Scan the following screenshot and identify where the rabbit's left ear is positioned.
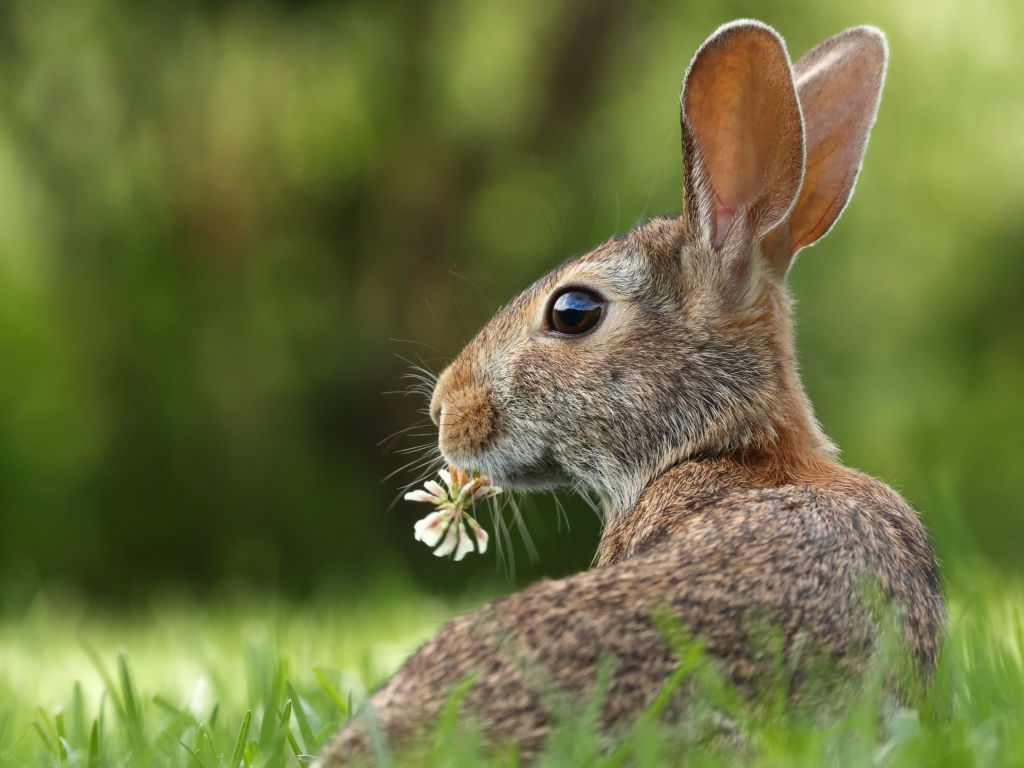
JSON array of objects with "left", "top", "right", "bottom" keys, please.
[
  {"left": 762, "top": 27, "right": 888, "bottom": 278},
  {"left": 680, "top": 21, "right": 804, "bottom": 255}
]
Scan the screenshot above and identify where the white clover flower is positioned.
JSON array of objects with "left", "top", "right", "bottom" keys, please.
[
  {"left": 412, "top": 511, "right": 448, "bottom": 547},
  {"left": 404, "top": 466, "right": 500, "bottom": 561}
]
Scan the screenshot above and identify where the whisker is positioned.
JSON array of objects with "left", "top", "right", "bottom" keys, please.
[
  {"left": 389, "top": 338, "right": 441, "bottom": 354},
  {"left": 491, "top": 496, "right": 517, "bottom": 581},
  {"left": 395, "top": 355, "right": 441, "bottom": 381},
  {"left": 572, "top": 480, "right": 603, "bottom": 522},
  {"left": 382, "top": 451, "right": 443, "bottom": 484},
  {"left": 552, "top": 492, "right": 571, "bottom": 534},
  {"left": 449, "top": 266, "right": 493, "bottom": 315},
  {"left": 507, "top": 495, "right": 539, "bottom": 564},
  {"left": 394, "top": 442, "right": 441, "bottom": 456},
  {"left": 544, "top": 180, "right": 566, "bottom": 259},
  {"left": 388, "top": 455, "right": 447, "bottom": 511},
  {"left": 376, "top": 420, "right": 430, "bottom": 448},
  {"left": 400, "top": 370, "right": 438, "bottom": 383}
]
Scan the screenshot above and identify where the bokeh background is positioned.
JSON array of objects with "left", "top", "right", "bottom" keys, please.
[{"left": 0, "top": 0, "right": 1021, "bottom": 610}]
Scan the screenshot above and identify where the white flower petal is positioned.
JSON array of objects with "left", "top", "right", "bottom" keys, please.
[
  {"left": 458, "top": 477, "right": 483, "bottom": 502},
  {"left": 438, "top": 468, "right": 452, "bottom": 490},
  {"left": 472, "top": 485, "right": 501, "bottom": 500},
  {"left": 424, "top": 481, "right": 447, "bottom": 500},
  {"left": 404, "top": 490, "right": 435, "bottom": 503},
  {"left": 467, "top": 517, "right": 489, "bottom": 554},
  {"left": 414, "top": 511, "right": 449, "bottom": 547},
  {"left": 453, "top": 525, "right": 474, "bottom": 561},
  {"left": 433, "top": 523, "right": 459, "bottom": 557}
]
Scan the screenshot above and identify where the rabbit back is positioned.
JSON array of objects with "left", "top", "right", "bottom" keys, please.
[{"left": 317, "top": 458, "right": 942, "bottom": 766}]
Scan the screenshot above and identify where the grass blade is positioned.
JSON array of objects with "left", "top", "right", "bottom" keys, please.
[
  {"left": 165, "top": 729, "right": 207, "bottom": 768},
  {"left": 228, "top": 710, "right": 251, "bottom": 768},
  {"left": 81, "top": 642, "right": 126, "bottom": 724},
  {"left": 118, "top": 651, "right": 143, "bottom": 737},
  {"left": 286, "top": 684, "right": 318, "bottom": 753},
  {"left": 32, "top": 721, "right": 56, "bottom": 756},
  {"left": 71, "top": 682, "right": 87, "bottom": 748},
  {"left": 312, "top": 668, "right": 349, "bottom": 719},
  {"left": 152, "top": 695, "right": 188, "bottom": 719},
  {"left": 54, "top": 711, "right": 69, "bottom": 765},
  {"left": 87, "top": 720, "right": 100, "bottom": 768}
]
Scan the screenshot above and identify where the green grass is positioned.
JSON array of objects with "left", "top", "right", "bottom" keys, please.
[{"left": 1, "top": 567, "right": 1023, "bottom": 767}]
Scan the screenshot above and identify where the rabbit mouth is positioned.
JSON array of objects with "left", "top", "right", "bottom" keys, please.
[
  {"left": 452, "top": 445, "right": 568, "bottom": 491},
  {"left": 488, "top": 469, "right": 567, "bottom": 491}
]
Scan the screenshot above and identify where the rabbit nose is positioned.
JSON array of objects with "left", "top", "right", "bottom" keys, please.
[{"left": 430, "top": 402, "right": 443, "bottom": 426}]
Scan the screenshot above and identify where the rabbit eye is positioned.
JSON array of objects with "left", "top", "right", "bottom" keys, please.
[{"left": 549, "top": 289, "right": 603, "bottom": 335}]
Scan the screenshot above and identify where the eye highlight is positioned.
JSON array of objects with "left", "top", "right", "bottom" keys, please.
[{"left": 549, "top": 288, "right": 604, "bottom": 335}]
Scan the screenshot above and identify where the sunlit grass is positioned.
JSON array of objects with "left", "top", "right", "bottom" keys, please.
[
  {"left": 1, "top": 568, "right": 1023, "bottom": 767},
  {"left": 0, "top": 579, "right": 474, "bottom": 767}
]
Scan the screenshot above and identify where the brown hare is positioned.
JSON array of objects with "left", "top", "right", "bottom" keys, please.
[{"left": 317, "top": 20, "right": 945, "bottom": 766}]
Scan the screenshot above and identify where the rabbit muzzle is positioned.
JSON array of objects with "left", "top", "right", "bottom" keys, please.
[
  {"left": 430, "top": 359, "right": 504, "bottom": 465},
  {"left": 430, "top": 360, "right": 569, "bottom": 489}
]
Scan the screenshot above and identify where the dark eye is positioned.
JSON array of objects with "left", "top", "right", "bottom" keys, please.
[{"left": 549, "top": 289, "right": 604, "bottom": 335}]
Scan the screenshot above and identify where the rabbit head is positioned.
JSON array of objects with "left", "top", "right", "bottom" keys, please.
[{"left": 429, "top": 22, "right": 888, "bottom": 516}]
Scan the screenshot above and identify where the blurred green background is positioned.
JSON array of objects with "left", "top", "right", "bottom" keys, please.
[{"left": 0, "top": 0, "right": 1020, "bottom": 607}]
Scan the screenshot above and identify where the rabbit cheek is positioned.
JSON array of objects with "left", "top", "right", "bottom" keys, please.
[{"left": 436, "top": 382, "right": 502, "bottom": 463}]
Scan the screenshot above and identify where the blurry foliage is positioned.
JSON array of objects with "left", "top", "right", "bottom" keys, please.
[{"left": 0, "top": 0, "right": 1020, "bottom": 601}]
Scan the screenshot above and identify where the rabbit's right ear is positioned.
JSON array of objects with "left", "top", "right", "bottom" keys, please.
[
  {"left": 762, "top": 27, "right": 888, "bottom": 278},
  {"left": 680, "top": 21, "right": 804, "bottom": 259}
]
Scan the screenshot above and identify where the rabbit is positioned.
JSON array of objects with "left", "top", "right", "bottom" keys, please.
[{"left": 316, "top": 20, "right": 945, "bottom": 766}]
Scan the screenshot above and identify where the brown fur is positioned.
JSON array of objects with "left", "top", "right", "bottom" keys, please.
[
  {"left": 436, "top": 374, "right": 502, "bottom": 459},
  {"left": 316, "top": 21, "right": 944, "bottom": 767}
]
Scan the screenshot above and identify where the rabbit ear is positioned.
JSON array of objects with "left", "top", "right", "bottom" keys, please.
[
  {"left": 680, "top": 21, "right": 804, "bottom": 254},
  {"left": 763, "top": 27, "right": 888, "bottom": 277}
]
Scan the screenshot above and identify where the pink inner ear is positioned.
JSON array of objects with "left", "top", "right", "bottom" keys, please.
[
  {"left": 681, "top": 24, "right": 804, "bottom": 252},
  {"left": 714, "top": 193, "right": 736, "bottom": 249},
  {"left": 690, "top": 60, "right": 761, "bottom": 249}
]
